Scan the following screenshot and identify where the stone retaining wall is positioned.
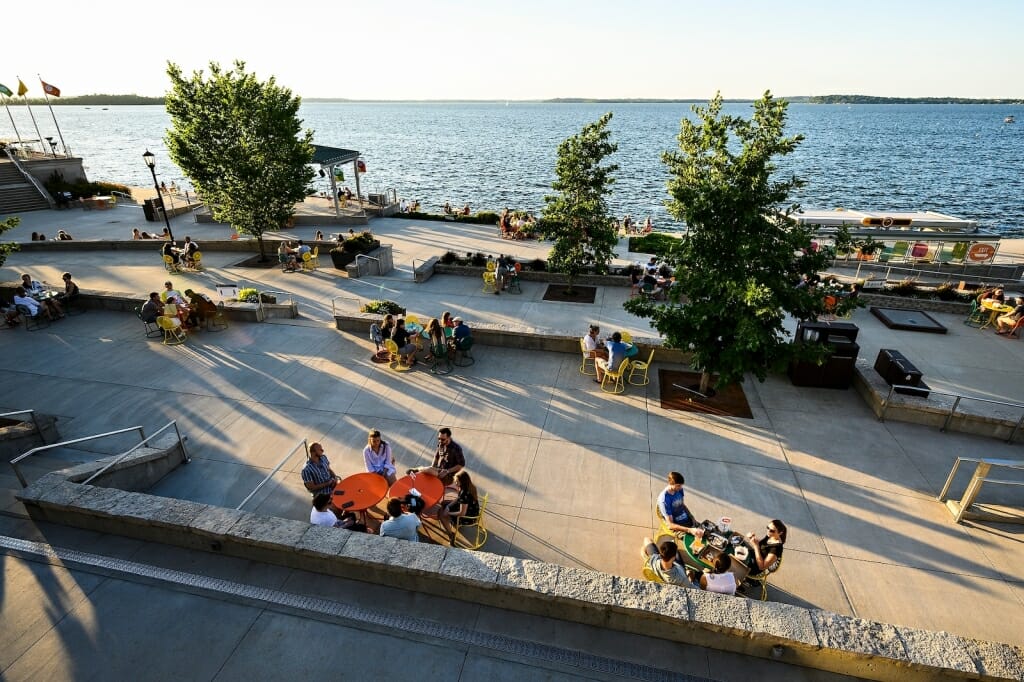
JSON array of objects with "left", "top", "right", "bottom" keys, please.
[
  {"left": 0, "top": 283, "right": 298, "bottom": 322},
  {"left": 434, "top": 264, "right": 630, "bottom": 287},
  {"left": 332, "top": 307, "right": 693, "bottom": 365},
  {"left": 15, "top": 449, "right": 1023, "bottom": 682},
  {"left": 14, "top": 239, "right": 336, "bottom": 254},
  {"left": 860, "top": 294, "right": 972, "bottom": 315}
]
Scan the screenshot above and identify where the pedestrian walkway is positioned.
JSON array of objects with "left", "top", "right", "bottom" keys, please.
[{"left": 1, "top": 208, "right": 1023, "bottom": 672}]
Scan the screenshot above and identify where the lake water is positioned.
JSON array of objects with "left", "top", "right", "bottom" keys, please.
[{"left": 6, "top": 102, "right": 1023, "bottom": 233}]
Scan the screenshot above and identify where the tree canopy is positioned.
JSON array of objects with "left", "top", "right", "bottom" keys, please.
[
  {"left": 165, "top": 60, "right": 314, "bottom": 259},
  {"left": 0, "top": 217, "right": 20, "bottom": 269},
  {"left": 624, "top": 92, "right": 835, "bottom": 392},
  {"left": 540, "top": 112, "right": 619, "bottom": 292}
]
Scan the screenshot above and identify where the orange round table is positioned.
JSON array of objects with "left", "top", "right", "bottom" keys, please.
[
  {"left": 332, "top": 472, "right": 389, "bottom": 512},
  {"left": 389, "top": 472, "right": 444, "bottom": 510}
]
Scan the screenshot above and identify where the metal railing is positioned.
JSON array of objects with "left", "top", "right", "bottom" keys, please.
[
  {"left": 0, "top": 409, "right": 46, "bottom": 445},
  {"left": 412, "top": 258, "right": 425, "bottom": 282},
  {"left": 10, "top": 425, "right": 146, "bottom": 488},
  {"left": 355, "top": 253, "right": 380, "bottom": 276},
  {"left": 879, "top": 385, "right": 1024, "bottom": 443},
  {"left": 3, "top": 147, "right": 56, "bottom": 209},
  {"left": 82, "top": 421, "right": 189, "bottom": 485},
  {"left": 255, "top": 289, "right": 292, "bottom": 319},
  {"left": 331, "top": 294, "right": 363, "bottom": 318},
  {"left": 937, "top": 457, "right": 1024, "bottom": 523},
  {"left": 236, "top": 439, "right": 308, "bottom": 510}
]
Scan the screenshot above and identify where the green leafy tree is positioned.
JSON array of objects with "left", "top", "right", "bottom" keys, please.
[
  {"left": 540, "top": 112, "right": 619, "bottom": 293},
  {"left": 165, "top": 60, "right": 314, "bottom": 260},
  {"left": 0, "top": 217, "right": 20, "bottom": 269},
  {"left": 625, "top": 92, "right": 835, "bottom": 394}
]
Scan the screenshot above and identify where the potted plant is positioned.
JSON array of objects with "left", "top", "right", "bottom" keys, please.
[
  {"left": 330, "top": 231, "right": 381, "bottom": 269},
  {"left": 360, "top": 299, "right": 405, "bottom": 315}
]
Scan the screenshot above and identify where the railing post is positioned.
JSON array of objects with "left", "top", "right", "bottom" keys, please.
[
  {"left": 941, "top": 396, "right": 962, "bottom": 432},
  {"left": 937, "top": 457, "right": 963, "bottom": 502},
  {"left": 174, "top": 421, "right": 190, "bottom": 464},
  {"left": 1007, "top": 414, "right": 1024, "bottom": 444},
  {"left": 879, "top": 385, "right": 896, "bottom": 421},
  {"left": 30, "top": 411, "right": 45, "bottom": 445},
  {"left": 954, "top": 461, "right": 992, "bottom": 523}
]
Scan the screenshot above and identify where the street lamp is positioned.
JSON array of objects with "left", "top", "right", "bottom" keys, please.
[{"left": 143, "top": 150, "right": 174, "bottom": 241}]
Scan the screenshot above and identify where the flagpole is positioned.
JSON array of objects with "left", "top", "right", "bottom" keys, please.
[
  {"left": 2, "top": 96, "right": 23, "bottom": 144},
  {"left": 17, "top": 76, "right": 46, "bottom": 154},
  {"left": 38, "top": 75, "right": 67, "bottom": 155}
]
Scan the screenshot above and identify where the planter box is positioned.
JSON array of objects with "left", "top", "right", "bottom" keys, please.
[
  {"left": 330, "top": 240, "right": 381, "bottom": 270},
  {"left": 434, "top": 264, "right": 629, "bottom": 287},
  {"left": 345, "top": 244, "right": 394, "bottom": 278}
]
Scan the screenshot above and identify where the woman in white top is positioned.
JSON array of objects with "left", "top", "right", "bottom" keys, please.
[{"left": 700, "top": 552, "right": 739, "bottom": 595}]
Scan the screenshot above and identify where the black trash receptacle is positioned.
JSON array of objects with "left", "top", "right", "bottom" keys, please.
[{"left": 143, "top": 197, "right": 164, "bottom": 222}]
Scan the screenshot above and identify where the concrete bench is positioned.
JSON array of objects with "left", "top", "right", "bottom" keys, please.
[{"left": 413, "top": 256, "right": 439, "bottom": 283}]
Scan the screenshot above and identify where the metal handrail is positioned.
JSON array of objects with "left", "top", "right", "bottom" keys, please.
[
  {"left": 937, "top": 457, "right": 1024, "bottom": 523},
  {"left": 355, "top": 254, "right": 380, "bottom": 275},
  {"left": 256, "top": 289, "right": 292, "bottom": 318},
  {"left": 0, "top": 409, "right": 45, "bottom": 445},
  {"left": 3, "top": 147, "right": 56, "bottom": 208},
  {"left": 411, "top": 258, "right": 425, "bottom": 281},
  {"left": 10, "top": 425, "right": 146, "bottom": 488},
  {"left": 236, "top": 439, "right": 308, "bottom": 510},
  {"left": 82, "top": 421, "right": 189, "bottom": 486},
  {"left": 880, "top": 385, "right": 1024, "bottom": 443},
  {"left": 331, "top": 294, "right": 364, "bottom": 318}
]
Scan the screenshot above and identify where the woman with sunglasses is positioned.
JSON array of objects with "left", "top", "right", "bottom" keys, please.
[{"left": 745, "top": 519, "right": 787, "bottom": 576}]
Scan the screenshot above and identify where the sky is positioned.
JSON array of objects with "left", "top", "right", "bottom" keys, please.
[{"left": 5, "top": 0, "right": 1023, "bottom": 100}]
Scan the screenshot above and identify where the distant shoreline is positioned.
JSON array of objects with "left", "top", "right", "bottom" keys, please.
[{"left": 22, "top": 95, "right": 1024, "bottom": 106}]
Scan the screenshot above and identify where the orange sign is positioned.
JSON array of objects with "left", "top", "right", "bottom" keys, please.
[{"left": 967, "top": 243, "right": 996, "bottom": 262}]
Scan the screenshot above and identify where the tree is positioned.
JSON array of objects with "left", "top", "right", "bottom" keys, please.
[
  {"left": 624, "top": 92, "right": 834, "bottom": 394},
  {"left": 540, "top": 112, "right": 619, "bottom": 293},
  {"left": 0, "top": 216, "right": 20, "bottom": 269},
  {"left": 165, "top": 61, "right": 314, "bottom": 260}
]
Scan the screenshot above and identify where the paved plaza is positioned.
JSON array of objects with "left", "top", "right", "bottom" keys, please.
[{"left": 1, "top": 205, "right": 1023, "bottom": 678}]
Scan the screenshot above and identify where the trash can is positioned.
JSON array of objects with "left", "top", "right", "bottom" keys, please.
[{"left": 143, "top": 197, "right": 164, "bottom": 222}]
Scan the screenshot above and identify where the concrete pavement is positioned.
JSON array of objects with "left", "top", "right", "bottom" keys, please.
[{"left": 1, "top": 207, "right": 1023, "bottom": 678}]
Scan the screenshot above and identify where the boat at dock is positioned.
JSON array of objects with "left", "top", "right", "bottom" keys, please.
[{"left": 1006, "top": 115, "right": 1016, "bottom": 124}]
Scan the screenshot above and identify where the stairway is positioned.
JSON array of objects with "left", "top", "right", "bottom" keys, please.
[
  {"left": 0, "top": 444, "right": 99, "bottom": 518},
  {"left": 0, "top": 158, "right": 52, "bottom": 214}
]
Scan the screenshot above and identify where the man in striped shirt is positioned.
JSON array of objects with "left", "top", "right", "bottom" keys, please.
[{"left": 301, "top": 442, "right": 339, "bottom": 497}]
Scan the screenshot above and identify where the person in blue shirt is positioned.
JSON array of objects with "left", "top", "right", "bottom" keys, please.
[
  {"left": 657, "top": 471, "right": 695, "bottom": 534},
  {"left": 452, "top": 317, "right": 471, "bottom": 347},
  {"left": 596, "top": 331, "right": 629, "bottom": 382}
]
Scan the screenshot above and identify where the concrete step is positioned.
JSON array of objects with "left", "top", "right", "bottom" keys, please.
[{"left": 0, "top": 185, "right": 50, "bottom": 212}]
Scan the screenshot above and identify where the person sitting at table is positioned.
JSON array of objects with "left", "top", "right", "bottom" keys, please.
[
  {"left": 162, "top": 296, "right": 193, "bottom": 330},
  {"left": 295, "top": 239, "right": 311, "bottom": 261},
  {"left": 61, "top": 272, "right": 80, "bottom": 306},
  {"left": 162, "top": 240, "right": 180, "bottom": 267},
  {"left": 13, "top": 287, "right": 57, "bottom": 321},
  {"left": 582, "top": 324, "right": 609, "bottom": 365},
  {"left": 309, "top": 493, "right": 367, "bottom": 532},
  {"left": 742, "top": 519, "right": 787, "bottom": 588},
  {"left": 140, "top": 292, "right": 162, "bottom": 324},
  {"left": 363, "top": 429, "right": 397, "bottom": 486},
  {"left": 160, "top": 227, "right": 171, "bottom": 240},
  {"left": 391, "top": 318, "right": 418, "bottom": 366},
  {"left": 461, "top": 203, "right": 471, "bottom": 216},
  {"left": 657, "top": 471, "right": 696, "bottom": 534},
  {"left": 181, "top": 236, "right": 199, "bottom": 267},
  {"left": 277, "top": 241, "right": 300, "bottom": 271},
  {"left": 380, "top": 497, "right": 422, "bottom": 542},
  {"left": 184, "top": 288, "right": 217, "bottom": 327},
  {"left": 379, "top": 314, "right": 396, "bottom": 341},
  {"left": 314, "top": 230, "right": 324, "bottom": 241},
  {"left": 443, "top": 201, "right": 453, "bottom": 215},
  {"left": 439, "top": 470, "right": 480, "bottom": 543},
  {"left": 700, "top": 553, "right": 740, "bottom": 595},
  {"left": 441, "top": 310, "right": 455, "bottom": 329},
  {"left": 423, "top": 318, "right": 446, "bottom": 362},
  {"left": 640, "top": 536, "right": 696, "bottom": 588},
  {"left": 19, "top": 275, "right": 63, "bottom": 317},
  {"left": 30, "top": 232, "right": 40, "bottom": 241},
  {"left": 452, "top": 317, "right": 472, "bottom": 354},
  {"left": 980, "top": 287, "right": 1005, "bottom": 304},
  {"left": 996, "top": 297, "right": 1024, "bottom": 335},
  {"left": 162, "top": 280, "right": 183, "bottom": 304},
  {"left": 595, "top": 331, "right": 629, "bottom": 383},
  {"left": 56, "top": 229, "right": 73, "bottom": 241},
  {"left": 301, "top": 441, "right": 340, "bottom": 497},
  {"left": 408, "top": 427, "right": 465, "bottom": 487},
  {"left": 629, "top": 268, "right": 643, "bottom": 297}
]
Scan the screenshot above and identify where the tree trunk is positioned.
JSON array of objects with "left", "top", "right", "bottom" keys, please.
[
  {"left": 256, "top": 235, "right": 267, "bottom": 262},
  {"left": 699, "top": 371, "right": 711, "bottom": 395}
]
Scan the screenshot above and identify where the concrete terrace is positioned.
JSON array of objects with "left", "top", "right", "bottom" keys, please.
[{"left": 1, "top": 205, "right": 1023, "bottom": 677}]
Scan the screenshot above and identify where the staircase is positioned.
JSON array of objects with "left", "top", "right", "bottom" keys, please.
[{"left": 0, "top": 158, "right": 52, "bottom": 214}]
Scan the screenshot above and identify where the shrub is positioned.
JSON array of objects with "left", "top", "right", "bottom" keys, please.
[
  {"left": 440, "top": 250, "right": 461, "bottom": 265},
  {"left": 44, "top": 171, "right": 131, "bottom": 199},
  {"left": 889, "top": 278, "right": 919, "bottom": 296},
  {"left": 470, "top": 252, "right": 488, "bottom": 267},
  {"left": 628, "top": 233, "right": 680, "bottom": 256},
  {"left": 935, "top": 282, "right": 959, "bottom": 301},
  {"left": 236, "top": 288, "right": 260, "bottom": 303},
  {"left": 527, "top": 258, "right": 547, "bottom": 272},
  {"left": 361, "top": 299, "right": 404, "bottom": 315}
]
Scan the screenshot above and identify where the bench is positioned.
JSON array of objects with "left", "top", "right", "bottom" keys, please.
[{"left": 414, "top": 256, "right": 439, "bottom": 283}]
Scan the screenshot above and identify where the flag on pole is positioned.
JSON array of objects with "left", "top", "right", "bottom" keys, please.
[
  {"left": 0, "top": 84, "right": 12, "bottom": 97},
  {"left": 17, "top": 79, "right": 28, "bottom": 96},
  {"left": 41, "top": 80, "right": 60, "bottom": 97}
]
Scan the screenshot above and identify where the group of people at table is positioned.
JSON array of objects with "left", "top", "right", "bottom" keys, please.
[
  {"left": 159, "top": 236, "right": 201, "bottom": 270},
  {"left": 302, "top": 427, "right": 480, "bottom": 545},
  {"left": 582, "top": 324, "right": 639, "bottom": 382},
  {"left": 139, "top": 280, "right": 218, "bottom": 332},
  {"left": 6, "top": 272, "right": 79, "bottom": 325},
  {"left": 975, "top": 287, "right": 1024, "bottom": 335},
  {"left": 374, "top": 311, "right": 472, "bottom": 367},
  {"left": 642, "top": 471, "right": 787, "bottom": 597}
]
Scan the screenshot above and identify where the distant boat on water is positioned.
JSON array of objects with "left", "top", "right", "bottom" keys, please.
[{"left": 1005, "top": 115, "right": 1016, "bottom": 124}]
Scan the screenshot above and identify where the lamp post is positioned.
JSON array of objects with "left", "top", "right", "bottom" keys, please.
[{"left": 143, "top": 150, "right": 174, "bottom": 241}]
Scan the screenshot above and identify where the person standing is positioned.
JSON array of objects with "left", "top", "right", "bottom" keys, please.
[
  {"left": 301, "top": 442, "right": 339, "bottom": 497},
  {"left": 363, "top": 429, "right": 397, "bottom": 485}
]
